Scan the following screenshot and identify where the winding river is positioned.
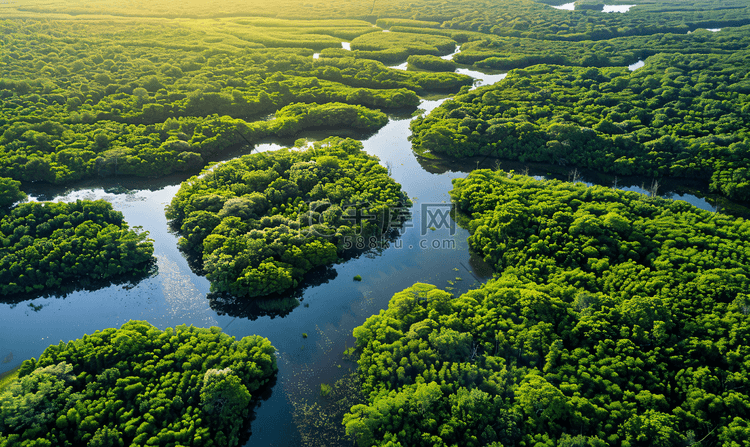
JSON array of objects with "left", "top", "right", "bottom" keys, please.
[{"left": 0, "top": 50, "right": 731, "bottom": 445}]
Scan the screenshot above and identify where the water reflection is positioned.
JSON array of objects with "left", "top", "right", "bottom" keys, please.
[
  {"left": 456, "top": 69, "right": 507, "bottom": 89},
  {"left": 628, "top": 60, "right": 645, "bottom": 71},
  {"left": 0, "top": 265, "right": 157, "bottom": 306},
  {"left": 413, "top": 155, "right": 728, "bottom": 214},
  {"left": 551, "top": 2, "right": 575, "bottom": 10}
]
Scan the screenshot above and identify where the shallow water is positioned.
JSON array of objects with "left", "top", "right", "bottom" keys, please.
[
  {"left": 628, "top": 60, "right": 645, "bottom": 71},
  {"left": 388, "top": 61, "right": 408, "bottom": 70},
  {"left": 441, "top": 45, "right": 461, "bottom": 61},
  {"left": 551, "top": 2, "right": 575, "bottom": 10}
]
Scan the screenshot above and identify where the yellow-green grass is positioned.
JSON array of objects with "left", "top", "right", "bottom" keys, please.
[{"left": 0, "top": 365, "right": 21, "bottom": 394}]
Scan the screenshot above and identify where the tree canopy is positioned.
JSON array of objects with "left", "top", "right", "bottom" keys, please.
[
  {"left": 0, "top": 320, "right": 277, "bottom": 447},
  {"left": 166, "top": 137, "right": 411, "bottom": 298},
  {"left": 411, "top": 52, "right": 750, "bottom": 201},
  {"left": 0, "top": 199, "right": 154, "bottom": 297},
  {"left": 346, "top": 172, "right": 750, "bottom": 446}
]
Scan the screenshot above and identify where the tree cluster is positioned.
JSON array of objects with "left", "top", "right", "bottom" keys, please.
[
  {"left": 166, "top": 137, "right": 411, "bottom": 298},
  {"left": 0, "top": 18, "right": 475, "bottom": 184},
  {"left": 345, "top": 172, "right": 750, "bottom": 446},
  {"left": 0, "top": 198, "right": 154, "bottom": 297},
  {"left": 0, "top": 320, "right": 277, "bottom": 447},
  {"left": 407, "top": 55, "right": 458, "bottom": 72},
  {"left": 454, "top": 25, "right": 750, "bottom": 70},
  {"left": 12, "top": 0, "right": 750, "bottom": 39},
  {"left": 411, "top": 52, "right": 750, "bottom": 201}
]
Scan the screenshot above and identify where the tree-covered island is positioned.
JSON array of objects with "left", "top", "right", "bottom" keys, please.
[
  {"left": 0, "top": 321, "right": 277, "bottom": 447},
  {"left": 167, "top": 137, "right": 411, "bottom": 298},
  {"left": 0, "top": 179, "right": 154, "bottom": 298}
]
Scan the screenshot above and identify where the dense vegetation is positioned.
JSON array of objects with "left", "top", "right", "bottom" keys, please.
[
  {"left": 0, "top": 198, "right": 154, "bottom": 297},
  {"left": 0, "top": 177, "right": 26, "bottom": 210},
  {"left": 0, "top": 18, "right": 471, "bottom": 184},
  {"left": 407, "top": 55, "right": 458, "bottom": 72},
  {"left": 166, "top": 137, "right": 411, "bottom": 298},
  {"left": 7, "top": 0, "right": 750, "bottom": 39},
  {"left": 0, "top": 320, "right": 277, "bottom": 446},
  {"left": 4, "top": 0, "right": 750, "bottom": 445},
  {"left": 411, "top": 52, "right": 750, "bottom": 201},
  {"left": 345, "top": 172, "right": 750, "bottom": 446},
  {"left": 337, "top": 32, "right": 457, "bottom": 64},
  {"left": 454, "top": 25, "right": 750, "bottom": 70}
]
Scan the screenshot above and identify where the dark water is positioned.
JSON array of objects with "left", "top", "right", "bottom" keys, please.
[{"left": 0, "top": 66, "right": 737, "bottom": 446}]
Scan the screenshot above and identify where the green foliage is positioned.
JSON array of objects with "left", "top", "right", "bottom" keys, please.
[
  {"left": 346, "top": 173, "right": 750, "bottom": 446},
  {"left": 411, "top": 53, "right": 750, "bottom": 201},
  {"left": 0, "top": 200, "right": 154, "bottom": 297},
  {"left": 454, "top": 25, "right": 750, "bottom": 70},
  {"left": 406, "top": 55, "right": 458, "bottom": 72},
  {"left": 0, "top": 18, "right": 480, "bottom": 185},
  {"left": 166, "top": 137, "right": 411, "bottom": 298},
  {"left": 0, "top": 321, "right": 277, "bottom": 447},
  {"left": 320, "top": 383, "right": 332, "bottom": 397},
  {"left": 0, "top": 178, "right": 26, "bottom": 210},
  {"left": 10, "top": 0, "right": 750, "bottom": 37},
  {"left": 313, "top": 56, "right": 472, "bottom": 92},
  {"left": 349, "top": 31, "right": 456, "bottom": 63},
  {"left": 353, "top": 275, "right": 362, "bottom": 281}
]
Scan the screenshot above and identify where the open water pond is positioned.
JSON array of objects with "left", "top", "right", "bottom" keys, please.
[
  {"left": 0, "top": 56, "right": 738, "bottom": 446},
  {"left": 551, "top": 2, "right": 576, "bottom": 10},
  {"left": 602, "top": 4, "right": 635, "bottom": 13},
  {"left": 550, "top": 3, "right": 635, "bottom": 13},
  {"left": 628, "top": 59, "right": 645, "bottom": 71}
]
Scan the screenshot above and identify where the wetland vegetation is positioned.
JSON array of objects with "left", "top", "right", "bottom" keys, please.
[{"left": 1, "top": 0, "right": 750, "bottom": 445}]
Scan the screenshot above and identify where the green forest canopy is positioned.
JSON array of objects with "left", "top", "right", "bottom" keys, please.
[
  {"left": 0, "top": 17, "right": 471, "bottom": 184},
  {"left": 0, "top": 197, "right": 154, "bottom": 297},
  {"left": 166, "top": 137, "right": 411, "bottom": 298},
  {"left": 410, "top": 52, "right": 750, "bottom": 201},
  {"left": 346, "top": 172, "right": 750, "bottom": 446},
  {"left": 0, "top": 320, "right": 277, "bottom": 447}
]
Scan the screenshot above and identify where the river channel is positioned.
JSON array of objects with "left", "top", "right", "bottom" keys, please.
[{"left": 0, "top": 58, "right": 735, "bottom": 445}]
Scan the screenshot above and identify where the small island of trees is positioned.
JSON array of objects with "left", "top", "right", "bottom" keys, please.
[
  {"left": 0, "top": 183, "right": 154, "bottom": 297},
  {"left": 166, "top": 137, "right": 411, "bottom": 298},
  {"left": 0, "top": 320, "right": 277, "bottom": 447}
]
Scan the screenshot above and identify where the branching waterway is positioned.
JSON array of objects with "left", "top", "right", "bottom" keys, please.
[{"left": 0, "top": 57, "right": 733, "bottom": 445}]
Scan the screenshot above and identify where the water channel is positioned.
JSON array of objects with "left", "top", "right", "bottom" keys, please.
[{"left": 0, "top": 48, "right": 737, "bottom": 445}]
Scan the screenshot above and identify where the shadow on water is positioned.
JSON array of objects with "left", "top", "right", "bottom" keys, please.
[
  {"left": 207, "top": 265, "right": 338, "bottom": 321},
  {"left": 205, "top": 227, "right": 409, "bottom": 320},
  {"left": 18, "top": 121, "right": 407, "bottom": 201},
  {"left": 239, "top": 375, "right": 278, "bottom": 444},
  {"left": 0, "top": 259, "right": 158, "bottom": 306},
  {"left": 415, "top": 153, "right": 750, "bottom": 217}
]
